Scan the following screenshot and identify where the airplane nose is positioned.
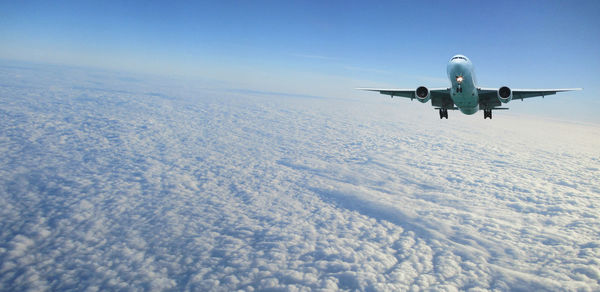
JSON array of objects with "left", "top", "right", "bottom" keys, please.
[{"left": 454, "top": 61, "right": 468, "bottom": 71}]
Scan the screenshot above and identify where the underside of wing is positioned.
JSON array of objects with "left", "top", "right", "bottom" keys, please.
[
  {"left": 479, "top": 87, "right": 581, "bottom": 100},
  {"left": 429, "top": 90, "right": 455, "bottom": 109},
  {"left": 511, "top": 88, "right": 582, "bottom": 100},
  {"left": 478, "top": 87, "right": 582, "bottom": 109},
  {"left": 357, "top": 87, "right": 453, "bottom": 108},
  {"left": 356, "top": 88, "right": 416, "bottom": 98}
]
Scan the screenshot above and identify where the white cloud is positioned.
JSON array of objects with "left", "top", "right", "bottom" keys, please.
[{"left": 0, "top": 62, "right": 599, "bottom": 291}]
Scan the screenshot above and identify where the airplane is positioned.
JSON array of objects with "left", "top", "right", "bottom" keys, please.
[{"left": 357, "top": 54, "right": 581, "bottom": 119}]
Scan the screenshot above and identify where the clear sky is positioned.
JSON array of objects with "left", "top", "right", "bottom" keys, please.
[{"left": 1, "top": 0, "right": 599, "bottom": 120}]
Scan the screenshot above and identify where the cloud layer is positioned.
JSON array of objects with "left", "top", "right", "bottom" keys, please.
[{"left": 1, "top": 63, "right": 599, "bottom": 291}]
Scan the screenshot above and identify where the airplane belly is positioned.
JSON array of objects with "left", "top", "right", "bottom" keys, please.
[
  {"left": 451, "top": 86, "right": 479, "bottom": 115},
  {"left": 458, "top": 105, "right": 478, "bottom": 115}
]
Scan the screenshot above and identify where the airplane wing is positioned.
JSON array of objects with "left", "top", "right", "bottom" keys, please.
[
  {"left": 478, "top": 88, "right": 582, "bottom": 101},
  {"left": 357, "top": 87, "right": 456, "bottom": 109},
  {"left": 357, "top": 87, "right": 449, "bottom": 99},
  {"left": 478, "top": 88, "right": 582, "bottom": 109}
]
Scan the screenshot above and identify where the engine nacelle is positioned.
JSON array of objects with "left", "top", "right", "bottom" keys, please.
[
  {"left": 497, "top": 86, "right": 512, "bottom": 103},
  {"left": 415, "top": 86, "right": 430, "bottom": 103}
]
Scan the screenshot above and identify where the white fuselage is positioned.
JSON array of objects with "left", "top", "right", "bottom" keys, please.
[{"left": 447, "top": 55, "right": 479, "bottom": 115}]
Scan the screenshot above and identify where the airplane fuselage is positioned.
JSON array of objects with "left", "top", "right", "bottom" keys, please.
[{"left": 447, "top": 55, "right": 479, "bottom": 115}]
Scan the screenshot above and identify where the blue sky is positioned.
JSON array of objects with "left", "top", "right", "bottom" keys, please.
[{"left": 1, "top": 0, "right": 599, "bottom": 119}]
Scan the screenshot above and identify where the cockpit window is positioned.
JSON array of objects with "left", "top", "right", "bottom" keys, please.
[{"left": 452, "top": 56, "right": 467, "bottom": 61}]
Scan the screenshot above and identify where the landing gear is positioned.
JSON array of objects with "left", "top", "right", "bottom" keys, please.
[
  {"left": 439, "top": 108, "right": 448, "bottom": 119},
  {"left": 484, "top": 109, "right": 492, "bottom": 119}
]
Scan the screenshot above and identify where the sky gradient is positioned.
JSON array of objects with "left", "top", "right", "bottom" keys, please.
[{"left": 1, "top": 0, "right": 599, "bottom": 121}]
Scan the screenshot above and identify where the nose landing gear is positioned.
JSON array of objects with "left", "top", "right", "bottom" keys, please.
[{"left": 455, "top": 75, "right": 464, "bottom": 93}]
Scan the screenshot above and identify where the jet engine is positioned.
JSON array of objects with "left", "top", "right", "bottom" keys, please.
[
  {"left": 497, "top": 86, "right": 512, "bottom": 103},
  {"left": 415, "top": 86, "right": 430, "bottom": 103}
]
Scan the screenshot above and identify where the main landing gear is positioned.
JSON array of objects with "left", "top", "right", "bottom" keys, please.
[
  {"left": 483, "top": 109, "right": 492, "bottom": 119},
  {"left": 439, "top": 108, "right": 448, "bottom": 119}
]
